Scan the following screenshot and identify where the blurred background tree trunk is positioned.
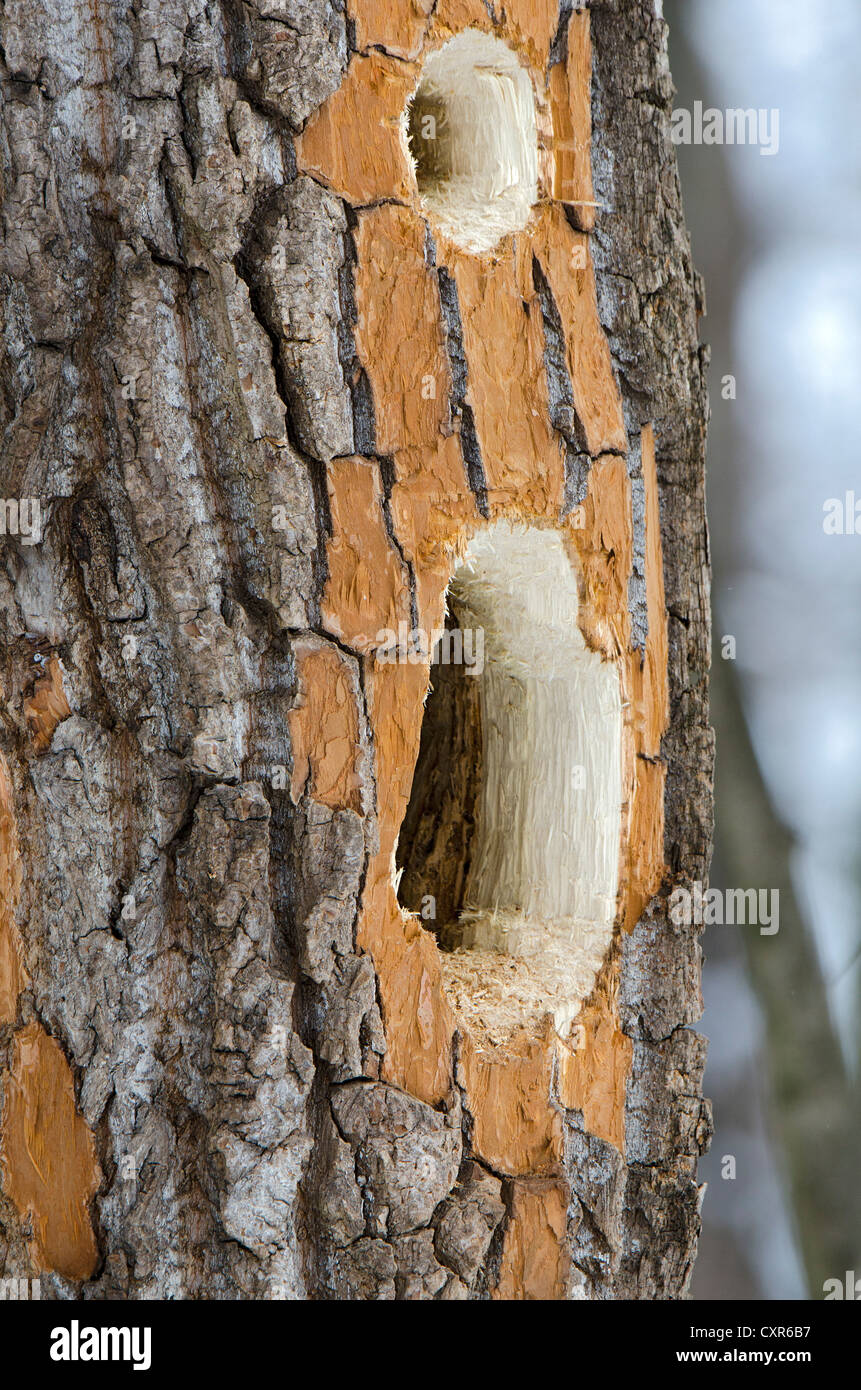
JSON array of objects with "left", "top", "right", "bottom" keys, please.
[{"left": 666, "top": 0, "right": 861, "bottom": 1299}]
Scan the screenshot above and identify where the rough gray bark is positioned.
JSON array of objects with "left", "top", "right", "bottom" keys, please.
[
  {"left": 0, "top": 0, "right": 711, "bottom": 1299},
  {"left": 579, "top": 0, "right": 714, "bottom": 1298}
]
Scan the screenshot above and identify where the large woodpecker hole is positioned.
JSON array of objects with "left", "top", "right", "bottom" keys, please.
[
  {"left": 404, "top": 31, "right": 539, "bottom": 254},
  {"left": 396, "top": 522, "right": 623, "bottom": 1049}
]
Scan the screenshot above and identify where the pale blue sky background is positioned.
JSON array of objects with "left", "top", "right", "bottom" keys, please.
[{"left": 666, "top": 0, "right": 861, "bottom": 1298}]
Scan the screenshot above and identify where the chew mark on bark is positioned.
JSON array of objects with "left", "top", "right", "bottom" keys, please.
[
  {"left": 531, "top": 206, "right": 627, "bottom": 455},
  {"left": 0, "top": 1023, "right": 102, "bottom": 1281},
  {"left": 423, "top": 0, "right": 497, "bottom": 44},
  {"left": 459, "top": 1032, "right": 562, "bottom": 1173},
  {"left": 321, "top": 456, "right": 412, "bottom": 653},
  {"left": 351, "top": 204, "right": 482, "bottom": 633},
  {"left": 493, "top": 1177, "right": 569, "bottom": 1300},
  {"left": 288, "top": 641, "right": 368, "bottom": 815},
  {"left": 622, "top": 423, "right": 670, "bottom": 928},
  {"left": 348, "top": 0, "right": 437, "bottom": 62},
  {"left": 0, "top": 756, "right": 101, "bottom": 1279},
  {"left": 22, "top": 656, "right": 71, "bottom": 754},
  {"left": 358, "top": 865, "right": 457, "bottom": 1107},
  {"left": 556, "top": 955, "right": 632, "bottom": 1147},
  {"left": 353, "top": 204, "right": 453, "bottom": 454},
  {"left": 296, "top": 53, "right": 418, "bottom": 206},
  {"left": 0, "top": 754, "right": 26, "bottom": 1023},
  {"left": 440, "top": 243, "right": 563, "bottom": 514},
  {"left": 547, "top": 7, "right": 595, "bottom": 226},
  {"left": 429, "top": 0, "right": 560, "bottom": 72},
  {"left": 573, "top": 430, "right": 669, "bottom": 940},
  {"left": 388, "top": 436, "right": 481, "bottom": 636}
]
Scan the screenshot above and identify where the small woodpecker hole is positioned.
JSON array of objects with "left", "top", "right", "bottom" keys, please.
[
  {"left": 396, "top": 522, "right": 623, "bottom": 1050},
  {"left": 404, "top": 31, "right": 539, "bottom": 254}
]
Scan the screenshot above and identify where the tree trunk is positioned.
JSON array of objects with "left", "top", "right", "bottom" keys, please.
[{"left": 0, "top": 0, "right": 712, "bottom": 1299}]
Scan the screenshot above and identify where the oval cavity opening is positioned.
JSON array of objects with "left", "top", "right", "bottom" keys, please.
[
  {"left": 396, "top": 520, "right": 623, "bottom": 1049},
  {"left": 404, "top": 30, "right": 539, "bottom": 254}
]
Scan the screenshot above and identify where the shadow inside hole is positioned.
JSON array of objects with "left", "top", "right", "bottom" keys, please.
[
  {"left": 406, "top": 91, "right": 451, "bottom": 189},
  {"left": 395, "top": 608, "right": 483, "bottom": 945},
  {"left": 394, "top": 520, "right": 623, "bottom": 1045}
]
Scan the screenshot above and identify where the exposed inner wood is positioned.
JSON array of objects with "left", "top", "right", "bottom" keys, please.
[
  {"left": 295, "top": 6, "right": 672, "bottom": 1298},
  {"left": 398, "top": 520, "right": 624, "bottom": 1050},
  {"left": 404, "top": 31, "right": 539, "bottom": 254},
  {"left": 493, "top": 1177, "right": 569, "bottom": 1300},
  {"left": 0, "top": 753, "right": 101, "bottom": 1280},
  {"left": 22, "top": 655, "right": 71, "bottom": 754},
  {"left": 288, "top": 640, "right": 369, "bottom": 817},
  {"left": 0, "top": 754, "right": 25, "bottom": 1025},
  {"left": 0, "top": 1023, "right": 102, "bottom": 1281},
  {"left": 548, "top": 9, "right": 595, "bottom": 227}
]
